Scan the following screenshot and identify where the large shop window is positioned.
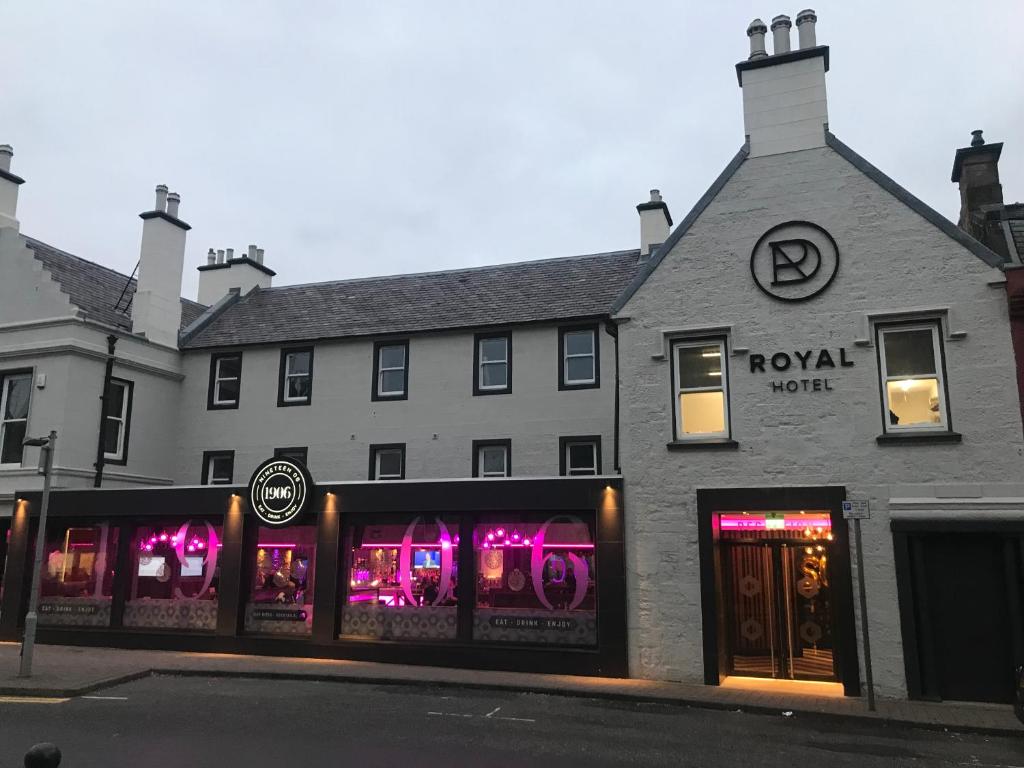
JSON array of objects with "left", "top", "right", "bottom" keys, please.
[
  {"left": 343, "top": 516, "right": 459, "bottom": 641},
  {"left": 474, "top": 332, "right": 511, "bottom": 395},
  {"left": 38, "top": 524, "right": 118, "bottom": 627},
  {"left": 278, "top": 347, "right": 313, "bottom": 406},
  {"left": 123, "top": 522, "right": 222, "bottom": 631},
  {"left": 672, "top": 339, "right": 729, "bottom": 439},
  {"left": 559, "top": 326, "right": 599, "bottom": 389},
  {"left": 245, "top": 524, "right": 317, "bottom": 636},
  {"left": 877, "top": 323, "right": 949, "bottom": 431},
  {"left": 474, "top": 515, "right": 597, "bottom": 646},
  {"left": 208, "top": 352, "right": 242, "bottom": 409},
  {"left": 103, "top": 378, "right": 133, "bottom": 464},
  {"left": 373, "top": 340, "right": 409, "bottom": 400},
  {"left": 0, "top": 371, "right": 31, "bottom": 466}
]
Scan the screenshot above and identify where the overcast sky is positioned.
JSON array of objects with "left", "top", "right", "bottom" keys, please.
[{"left": 4, "top": 1, "right": 1022, "bottom": 301}]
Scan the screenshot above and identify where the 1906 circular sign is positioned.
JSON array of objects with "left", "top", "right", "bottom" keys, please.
[{"left": 247, "top": 457, "right": 313, "bottom": 527}]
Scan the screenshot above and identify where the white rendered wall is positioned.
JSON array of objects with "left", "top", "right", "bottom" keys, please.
[
  {"left": 741, "top": 56, "right": 828, "bottom": 157},
  {"left": 616, "top": 145, "right": 1024, "bottom": 697},
  {"left": 197, "top": 263, "right": 271, "bottom": 305}
]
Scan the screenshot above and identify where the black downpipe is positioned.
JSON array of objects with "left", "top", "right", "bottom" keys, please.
[
  {"left": 604, "top": 320, "right": 621, "bottom": 473},
  {"left": 93, "top": 334, "right": 118, "bottom": 487}
]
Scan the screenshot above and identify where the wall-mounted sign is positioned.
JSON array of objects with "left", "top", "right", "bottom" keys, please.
[
  {"left": 749, "top": 346, "right": 854, "bottom": 393},
  {"left": 750, "top": 221, "right": 839, "bottom": 302},
  {"left": 842, "top": 500, "right": 870, "bottom": 520},
  {"left": 248, "top": 457, "right": 314, "bottom": 527}
]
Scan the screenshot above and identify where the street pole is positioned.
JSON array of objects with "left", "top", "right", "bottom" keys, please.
[
  {"left": 853, "top": 517, "right": 875, "bottom": 711},
  {"left": 19, "top": 430, "right": 56, "bottom": 678}
]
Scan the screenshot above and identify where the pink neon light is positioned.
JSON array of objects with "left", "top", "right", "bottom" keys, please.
[
  {"left": 258, "top": 543, "right": 297, "bottom": 548},
  {"left": 718, "top": 515, "right": 832, "bottom": 530}
]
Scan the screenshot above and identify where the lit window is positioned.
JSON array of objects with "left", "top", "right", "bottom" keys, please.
[
  {"left": 38, "top": 523, "right": 118, "bottom": 628},
  {"left": 372, "top": 445, "right": 405, "bottom": 480},
  {"left": 203, "top": 451, "right": 234, "bottom": 485},
  {"left": 560, "top": 327, "right": 598, "bottom": 388},
  {"left": 562, "top": 438, "right": 600, "bottom": 476},
  {"left": 279, "top": 348, "right": 313, "bottom": 405},
  {"left": 475, "top": 442, "right": 510, "bottom": 478},
  {"left": 672, "top": 340, "right": 729, "bottom": 439},
  {"left": 103, "top": 378, "right": 133, "bottom": 463},
  {"left": 374, "top": 342, "right": 408, "bottom": 399},
  {"left": 246, "top": 524, "right": 317, "bottom": 635},
  {"left": 209, "top": 353, "right": 242, "bottom": 409},
  {"left": 476, "top": 334, "right": 511, "bottom": 394},
  {"left": 0, "top": 371, "right": 31, "bottom": 466},
  {"left": 878, "top": 323, "right": 948, "bottom": 431}
]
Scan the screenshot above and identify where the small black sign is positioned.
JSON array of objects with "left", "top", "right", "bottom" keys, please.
[
  {"left": 252, "top": 608, "right": 307, "bottom": 622},
  {"left": 489, "top": 616, "right": 577, "bottom": 631},
  {"left": 248, "top": 457, "right": 314, "bottom": 527},
  {"left": 750, "top": 221, "right": 839, "bottom": 302}
]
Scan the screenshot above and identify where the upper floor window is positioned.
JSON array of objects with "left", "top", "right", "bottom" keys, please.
[
  {"left": 372, "top": 341, "right": 409, "bottom": 401},
  {"left": 877, "top": 322, "right": 949, "bottom": 432},
  {"left": 370, "top": 444, "right": 405, "bottom": 480},
  {"left": 560, "top": 436, "right": 601, "bottom": 476},
  {"left": 202, "top": 450, "right": 235, "bottom": 485},
  {"left": 278, "top": 347, "right": 314, "bottom": 406},
  {"left": 474, "top": 332, "right": 511, "bottom": 395},
  {"left": 473, "top": 440, "right": 511, "bottom": 477},
  {"left": 208, "top": 352, "right": 242, "bottom": 410},
  {"left": 0, "top": 370, "right": 31, "bottom": 466},
  {"left": 274, "top": 446, "right": 308, "bottom": 465},
  {"left": 559, "top": 325, "right": 599, "bottom": 389},
  {"left": 672, "top": 339, "right": 730, "bottom": 440},
  {"left": 103, "top": 378, "right": 133, "bottom": 464}
]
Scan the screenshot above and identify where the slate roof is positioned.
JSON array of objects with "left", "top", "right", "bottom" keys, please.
[
  {"left": 24, "top": 237, "right": 206, "bottom": 331},
  {"left": 182, "top": 249, "right": 643, "bottom": 349},
  {"left": 1007, "top": 204, "right": 1024, "bottom": 260}
]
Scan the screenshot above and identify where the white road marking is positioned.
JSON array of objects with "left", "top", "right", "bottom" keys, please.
[
  {"left": 427, "top": 707, "right": 535, "bottom": 723},
  {"left": 495, "top": 715, "right": 536, "bottom": 723},
  {"left": 484, "top": 707, "right": 501, "bottom": 718},
  {"left": 0, "top": 696, "right": 68, "bottom": 704},
  {"left": 81, "top": 695, "right": 128, "bottom": 701}
]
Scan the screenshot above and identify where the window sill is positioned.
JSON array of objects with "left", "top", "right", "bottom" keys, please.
[
  {"left": 875, "top": 431, "right": 962, "bottom": 445},
  {"left": 667, "top": 439, "right": 739, "bottom": 451}
]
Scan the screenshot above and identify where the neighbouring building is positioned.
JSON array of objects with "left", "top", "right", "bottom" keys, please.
[{"left": 0, "top": 11, "right": 1021, "bottom": 704}]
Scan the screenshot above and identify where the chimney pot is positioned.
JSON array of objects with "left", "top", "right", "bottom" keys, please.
[
  {"left": 0, "top": 144, "right": 12, "bottom": 173},
  {"left": 207, "top": 248, "right": 216, "bottom": 266},
  {"left": 226, "top": 247, "right": 234, "bottom": 261},
  {"left": 248, "top": 244, "right": 257, "bottom": 261},
  {"left": 747, "top": 19, "right": 769, "bottom": 59},
  {"left": 216, "top": 249, "right": 225, "bottom": 264},
  {"left": 165, "top": 191, "right": 181, "bottom": 218},
  {"left": 154, "top": 185, "right": 168, "bottom": 212},
  {"left": 649, "top": 189, "right": 662, "bottom": 203},
  {"left": 971, "top": 129, "right": 985, "bottom": 147},
  {"left": 795, "top": 9, "right": 817, "bottom": 49},
  {"left": 770, "top": 14, "right": 792, "bottom": 54},
  {"left": 256, "top": 248, "right": 265, "bottom": 264}
]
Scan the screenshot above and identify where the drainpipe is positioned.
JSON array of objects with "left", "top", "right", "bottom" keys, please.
[
  {"left": 93, "top": 334, "right": 117, "bottom": 487},
  {"left": 604, "top": 320, "right": 621, "bottom": 473}
]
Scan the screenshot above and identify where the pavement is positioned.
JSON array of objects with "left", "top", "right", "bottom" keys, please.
[{"left": 0, "top": 641, "right": 1020, "bottom": 738}]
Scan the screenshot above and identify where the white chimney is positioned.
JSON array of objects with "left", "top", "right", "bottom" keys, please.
[
  {"left": 747, "top": 19, "right": 768, "bottom": 59},
  {"left": 0, "top": 144, "right": 25, "bottom": 231},
  {"left": 737, "top": 10, "right": 829, "bottom": 158},
  {"left": 637, "top": 189, "right": 673, "bottom": 259},
  {"left": 131, "top": 184, "right": 190, "bottom": 347},
  {"left": 197, "top": 242, "right": 275, "bottom": 305}
]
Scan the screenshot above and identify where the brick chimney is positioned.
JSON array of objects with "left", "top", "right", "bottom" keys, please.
[
  {"left": 0, "top": 144, "right": 25, "bottom": 231},
  {"left": 197, "top": 242, "right": 275, "bottom": 304},
  {"left": 131, "top": 185, "right": 191, "bottom": 347},
  {"left": 637, "top": 189, "right": 672, "bottom": 259},
  {"left": 736, "top": 10, "right": 829, "bottom": 158},
  {"left": 951, "top": 130, "right": 1014, "bottom": 262}
]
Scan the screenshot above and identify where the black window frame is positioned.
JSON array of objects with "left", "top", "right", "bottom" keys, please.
[
  {"left": 277, "top": 346, "right": 314, "bottom": 407},
  {"left": 669, "top": 335, "right": 732, "bottom": 443},
  {"left": 471, "top": 438, "right": 512, "bottom": 478},
  {"left": 371, "top": 340, "right": 410, "bottom": 401},
  {"left": 368, "top": 443, "right": 406, "bottom": 480},
  {"left": 559, "top": 435, "right": 602, "bottom": 476},
  {"left": 0, "top": 367, "right": 33, "bottom": 467},
  {"left": 207, "top": 351, "right": 243, "bottom": 410},
  {"left": 102, "top": 376, "right": 134, "bottom": 466},
  {"left": 473, "top": 331, "right": 512, "bottom": 396},
  {"left": 201, "top": 450, "right": 235, "bottom": 485},
  {"left": 273, "top": 446, "right": 309, "bottom": 465},
  {"left": 558, "top": 323, "right": 600, "bottom": 390}
]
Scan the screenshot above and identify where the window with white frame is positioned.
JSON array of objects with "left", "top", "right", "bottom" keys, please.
[
  {"left": 203, "top": 452, "right": 234, "bottom": 485},
  {"left": 372, "top": 445, "right": 405, "bottom": 480},
  {"left": 209, "top": 353, "right": 242, "bottom": 408},
  {"left": 476, "top": 443, "right": 509, "bottom": 477},
  {"left": 280, "top": 348, "right": 313, "bottom": 405},
  {"left": 561, "top": 327, "right": 597, "bottom": 388},
  {"left": 476, "top": 334, "right": 510, "bottom": 393},
  {"left": 672, "top": 340, "right": 729, "bottom": 439},
  {"left": 563, "top": 439, "right": 599, "bottom": 476},
  {"left": 374, "top": 343, "right": 408, "bottom": 399},
  {"left": 0, "top": 371, "right": 31, "bottom": 466},
  {"left": 877, "top": 323, "right": 948, "bottom": 431},
  {"left": 103, "top": 378, "right": 133, "bottom": 463}
]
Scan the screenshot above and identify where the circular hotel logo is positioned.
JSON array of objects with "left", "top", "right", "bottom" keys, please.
[
  {"left": 248, "top": 457, "right": 313, "bottom": 527},
  {"left": 749, "top": 221, "right": 839, "bottom": 302}
]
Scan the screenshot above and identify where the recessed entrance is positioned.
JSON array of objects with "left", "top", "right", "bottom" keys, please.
[{"left": 720, "top": 512, "right": 838, "bottom": 682}]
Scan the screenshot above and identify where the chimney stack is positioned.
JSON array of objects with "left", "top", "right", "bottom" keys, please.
[
  {"left": 207, "top": 248, "right": 216, "bottom": 266},
  {"left": 197, "top": 241, "right": 275, "bottom": 305},
  {"left": 951, "top": 129, "right": 1013, "bottom": 261},
  {"left": 0, "top": 144, "right": 25, "bottom": 231},
  {"left": 736, "top": 11, "right": 829, "bottom": 158},
  {"left": 132, "top": 184, "right": 190, "bottom": 347},
  {"left": 637, "top": 189, "right": 673, "bottom": 259}
]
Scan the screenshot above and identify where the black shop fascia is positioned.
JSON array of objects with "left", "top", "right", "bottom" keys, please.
[{"left": 749, "top": 348, "right": 855, "bottom": 393}]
